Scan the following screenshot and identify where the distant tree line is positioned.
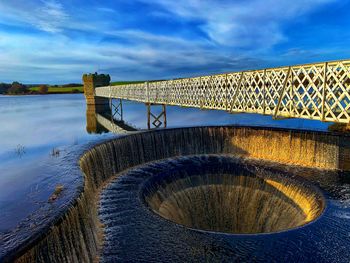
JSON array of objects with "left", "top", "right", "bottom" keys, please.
[
  {"left": 0, "top": 82, "right": 49, "bottom": 95},
  {"left": 0, "top": 82, "right": 29, "bottom": 95},
  {"left": 0, "top": 83, "right": 11, "bottom": 94},
  {"left": 0, "top": 82, "right": 83, "bottom": 95}
]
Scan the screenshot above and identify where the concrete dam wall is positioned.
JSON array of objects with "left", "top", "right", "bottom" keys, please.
[{"left": 11, "top": 126, "right": 350, "bottom": 262}]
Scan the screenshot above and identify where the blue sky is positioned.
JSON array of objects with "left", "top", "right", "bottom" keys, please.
[{"left": 0, "top": 0, "right": 350, "bottom": 84}]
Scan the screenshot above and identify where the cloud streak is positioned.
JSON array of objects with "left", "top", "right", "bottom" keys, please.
[
  {"left": 0, "top": 0, "right": 348, "bottom": 83},
  {"left": 0, "top": 0, "right": 69, "bottom": 33},
  {"left": 36, "top": 0, "right": 69, "bottom": 32},
  {"left": 142, "top": 0, "right": 336, "bottom": 47}
]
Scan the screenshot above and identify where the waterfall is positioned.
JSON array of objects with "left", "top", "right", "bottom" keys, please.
[
  {"left": 9, "top": 126, "right": 349, "bottom": 262},
  {"left": 142, "top": 156, "right": 324, "bottom": 234}
]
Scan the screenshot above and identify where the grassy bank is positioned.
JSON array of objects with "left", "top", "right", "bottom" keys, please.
[
  {"left": 24, "top": 81, "right": 148, "bottom": 95},
  {"left": 29, "top": 86, "right": 83, "bottom": 94},
  {"left": 29, "top": 82, "right": 146, "bottom": 94},
  {"left": 111, "top": 81, "right": 145, "bottom": 86}
]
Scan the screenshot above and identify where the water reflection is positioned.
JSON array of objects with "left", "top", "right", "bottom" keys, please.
[
  {"left": 0, "top": 94, "right": 332, "bottom": 239},
  {"left": 86, "top": 101, "right": 168, "bottom": 134},
  {"left": 0, "top": 94, "right": 114, "bottom": 234},
  {"left": 86, "top": 104, "right": 137, "bottom": 134},
  {"left": 14, "top": 144, "right": 26, "bottom": 158},
  {"left": 86, "top": 98, "right": 333, "bottom": 136},
  {"left": 86, "top": 104, "right": 109, "bottom": 134}
]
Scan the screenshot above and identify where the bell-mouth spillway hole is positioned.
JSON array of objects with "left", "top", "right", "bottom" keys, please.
[{"left": 141, "top": 156, "right": 325, "bottom": 235}]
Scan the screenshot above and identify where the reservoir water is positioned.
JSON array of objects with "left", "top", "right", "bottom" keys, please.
[{"left": 0, "top": 94, "right": 339, "bottom": 261}]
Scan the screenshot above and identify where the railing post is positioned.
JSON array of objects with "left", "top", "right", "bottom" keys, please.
[
  {"left": 230, "top": 71, "right": 244, "bottom": 113},
  {"left": 263, "top": 69, "right": 266, "bottom": 115},
  {"left": 289, "top": 68, "right": 294, "bottom": 116},
  {"left": 321, "top": 62, "right": 328, "bottom": 121},
  {"left": 199, "top": 77, "right": 203, "bottom": 109},
  {"left": 167, "top": 80, "right": 172, "bottom": 104},
  {"left": 225, "top": 74, "right": 228, "bottom": 110},
  {"left": 145, "top": 81, "right": 149, "bottom": 104},
  {"left": 274, "top": 66, "right": 291, "bottom": 119},
  {"left": 208, "top": 75, "right": 213, "bottom": 107}
]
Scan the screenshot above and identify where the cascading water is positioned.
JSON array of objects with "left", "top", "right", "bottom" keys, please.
[
  {"left": 142, "top": 158, "right": 324, "bottom": 234},
  {"left": 5, "top": 126, "right": 350, "bottom": 263}
]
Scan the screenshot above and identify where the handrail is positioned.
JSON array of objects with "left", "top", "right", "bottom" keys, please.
[{"left": 94, "top": 59, "right": 350, "bottom": 123}]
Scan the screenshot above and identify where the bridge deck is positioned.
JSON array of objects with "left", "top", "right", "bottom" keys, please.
[{"left": 95, "top": 59, "right": 350, "bottom": 123}]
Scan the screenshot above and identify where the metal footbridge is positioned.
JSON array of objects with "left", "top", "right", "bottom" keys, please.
[{"left": 92, "top": 59, "right": 350, "bottom": 124}]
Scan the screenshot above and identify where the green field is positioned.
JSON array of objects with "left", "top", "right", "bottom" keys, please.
[
  {"left": 111, "top": 81, "right": 145, "bottom": 86},
  {"left": 28, "top": 81, "right": 148, "bottom": 94},
  {"left": 29, "top": 86, "right": 83, "bottom": 94}
]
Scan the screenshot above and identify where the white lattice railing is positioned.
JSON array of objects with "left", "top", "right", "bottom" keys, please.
[{"left": 95, "top": 59, "right": 350, "bottom": 123}]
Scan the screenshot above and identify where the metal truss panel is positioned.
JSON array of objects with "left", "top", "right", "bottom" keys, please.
[{"left": 94, "top": 59, "right": 350, "bottom": 123}]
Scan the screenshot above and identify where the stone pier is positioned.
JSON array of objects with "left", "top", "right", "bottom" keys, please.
[{"left": 82, "top": 73, "right": 110, "bottom": 106}]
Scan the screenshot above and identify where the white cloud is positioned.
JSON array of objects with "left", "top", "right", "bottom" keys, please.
[
  {"left": 0, "top": 31, "right": 261, "bottom": 83},
  {"left": 140, "top": 0, "right": 336, "bottom": 47},
  {"left": 35, "top": 0, "right": 69, "bottom": 32},
  {"left": 0, "top": 0, "right": 69, "bottom": 33}
]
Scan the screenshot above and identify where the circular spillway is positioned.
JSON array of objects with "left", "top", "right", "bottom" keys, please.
[
  {"left": 142, "top": 157, "right": 325, "bottom": 234},
  {"left": 13, "top": 125, "right": 349, "bottom": 263}
]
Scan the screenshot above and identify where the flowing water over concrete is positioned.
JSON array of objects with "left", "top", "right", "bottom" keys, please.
[
  {"left": 10, "top": 126, "right": 349, "bottom": 262},
  {"left": 142, "top": 158, "right": 324, "bottom": 234},
  {"left": 99, "top": 155, "right": 350, "bottom": 262}
]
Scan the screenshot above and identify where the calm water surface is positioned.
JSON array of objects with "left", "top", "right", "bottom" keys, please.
[{"left": 0, "top": 94, "right": 330, "bottom": 234}]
